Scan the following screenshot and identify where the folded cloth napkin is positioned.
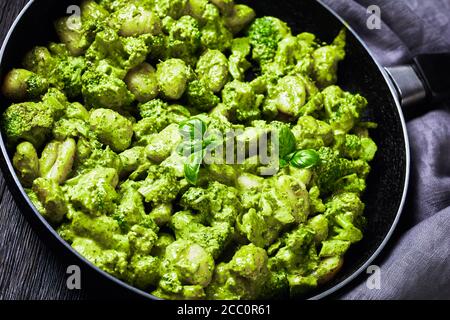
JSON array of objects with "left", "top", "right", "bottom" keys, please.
[{"left": 320, "top": 0, "right": 450, "bottom": 300}]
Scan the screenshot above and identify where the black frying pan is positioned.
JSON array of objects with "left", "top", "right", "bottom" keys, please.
[{"left": 2, "top": 0, "right": 441, "bottom": 300}]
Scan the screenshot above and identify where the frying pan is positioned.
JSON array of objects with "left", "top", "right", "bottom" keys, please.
[{"left": 2, "top": 0, "right": 441, "bottom": 300}]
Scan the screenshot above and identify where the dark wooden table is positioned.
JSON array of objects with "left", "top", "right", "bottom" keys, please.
[{"left": 0, "top": 0, "right": 86, "bottom": 300}]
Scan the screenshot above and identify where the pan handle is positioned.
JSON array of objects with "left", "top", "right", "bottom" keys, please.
[{"left": 385, "top": 53, "right": 450, "bottom": 108}]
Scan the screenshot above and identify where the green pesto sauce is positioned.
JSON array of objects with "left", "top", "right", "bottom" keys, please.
[{"left": 2, "top": 0, "right": 377, "bottom": 300}]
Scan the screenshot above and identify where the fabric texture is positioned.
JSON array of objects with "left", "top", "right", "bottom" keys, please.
[{"left": 320, "top": 0, "right": 450, "bottom": 300}]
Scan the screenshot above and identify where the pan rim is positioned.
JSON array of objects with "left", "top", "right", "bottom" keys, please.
[
  {"left": 309, "top": 0, "right": 411, "bottom": 300},
  {"left": 0, "top": 0, "right": 410, "bottom": 301}
]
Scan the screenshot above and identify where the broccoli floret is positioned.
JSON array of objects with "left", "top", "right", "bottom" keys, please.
[
  {"left": 138, "top": 165, "right": 181, "bottom": 204},
  {"left": 81, "top": 70, "right": 135, "bottom": 110},
  {"left": 268, "top": 225, "right": 315, "bottom": 272},
  {"left": 68, "top": 208, "right": 128, "bottom": 252},
  {"left": 126, "top": 254, "right": 161, "bottom": 289},
  {"left": 268, "top": 36, "right": 304, "bottom": 75},
  {"left": 65, "top": 167, "right": 119, "bottom": 216},
  {"left": 180, "top": 181, "right": 241, "bottom": 225},
  {"left": 222, "top": 80, "right": 261, "bottom": 123},
  {"left": 74, "top": 138, "right": 122, "bottom": 174},
  {"left": 113, "top": 182, "right": 147, "bottom": 232},
  {"left": 313, "top": 29, "right": 346, "bottom": 88},
  {"left": 323, "top": 194, "right": 366, "bottom": 245},
  {"left": 71, "top": 237, "right": 129, "bottom": 278},
  {"left": 338, "top": 134, "right": 377, "bottom": 161},
  {"left": 333, "top": 173, "right": 366, "bottom": 194},
  {"left": 201, "top": 20, "right": 233, "bottom": 52},
  {"left": 291, "top": 116, "right": 334, "bottom": 150},
  {"left": 298, "top": 92, "right": 324, "bottom": 117},
  {"left": 136, "top": 100, "right": 190, "bottom": 136},
  {"left": 2, "top": 87, "right": 68, "bottom": 147},
  {"left": 1, "top": 69, "right": 49, "bottom": 101},
  {"left": 319, "top": 239, "right": 351, "bottom": 258},
  {"left": 139, "top": 98, "right": 166, "bottom": 119},
  {"left": 170, "top": 211, "right": 234, "bottom": 259},
  {"left": 52, "top": 103, "right": 91, "bottom": 140},
  {"left": 32, "top": 177, "right": 68, "bottom": 224},
  {"left": 23, "top": 46, "right": 86, "bottom": 99},
  {"left": 313, "top": 147, "right": 368, "bottom": 195},
  {"left": 127, "top": 224, "right": 158, "bottom": 255},
  {"left": 185, "top": 80, "right": 220, "bottom": 111},
  {"left": 165, "top": 15, "right": 201, "bottom": 65},
  {"left": 86, "top": 28, "right": 150, "bottom": 73},
  {"left": 324, "top": 192, "right": 364, "bottom": 218},
  {"left": 53, "top": 56, "right": 87, "bottom": 98},
  {"left": 151, "top": 232, "right": 175, "bottom": 257},
  {"left": 322, "top": 86, "right": 368, "bottom": 134},
  {"left": 122, "top": 35, "right": 153, "bottom": 70},
  {"left": 247, "top": 16, "right": 291, "bottom": 66},
  {"left": 3, "top": 102, "right": 54, "bottom": 148},
  {"left": 42, "top": 88, "right": 69, "bottom": 119},
  {"left": 329, "top": 213, "right": 363, "bottom": 243}
]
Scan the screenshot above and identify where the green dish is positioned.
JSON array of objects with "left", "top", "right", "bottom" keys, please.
[{"left": 1, "top": 0, "right": 377, "bottom": 300}]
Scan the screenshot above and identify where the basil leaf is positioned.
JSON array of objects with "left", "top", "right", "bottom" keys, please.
[
  {"left": 279, "top": 158, "right": 289, "bottom": 168},
  {"left": 278, "top": 125, "right": 296, "bottom": 158},
  {"left": 184, "top": 151, "right": 204, "bottom": 185},
  {"left": 284, "top": 151, "right": 296, "bottom": 162},
  {"left": 289, "top": 149, "right": 320, "bottom": 169}
]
